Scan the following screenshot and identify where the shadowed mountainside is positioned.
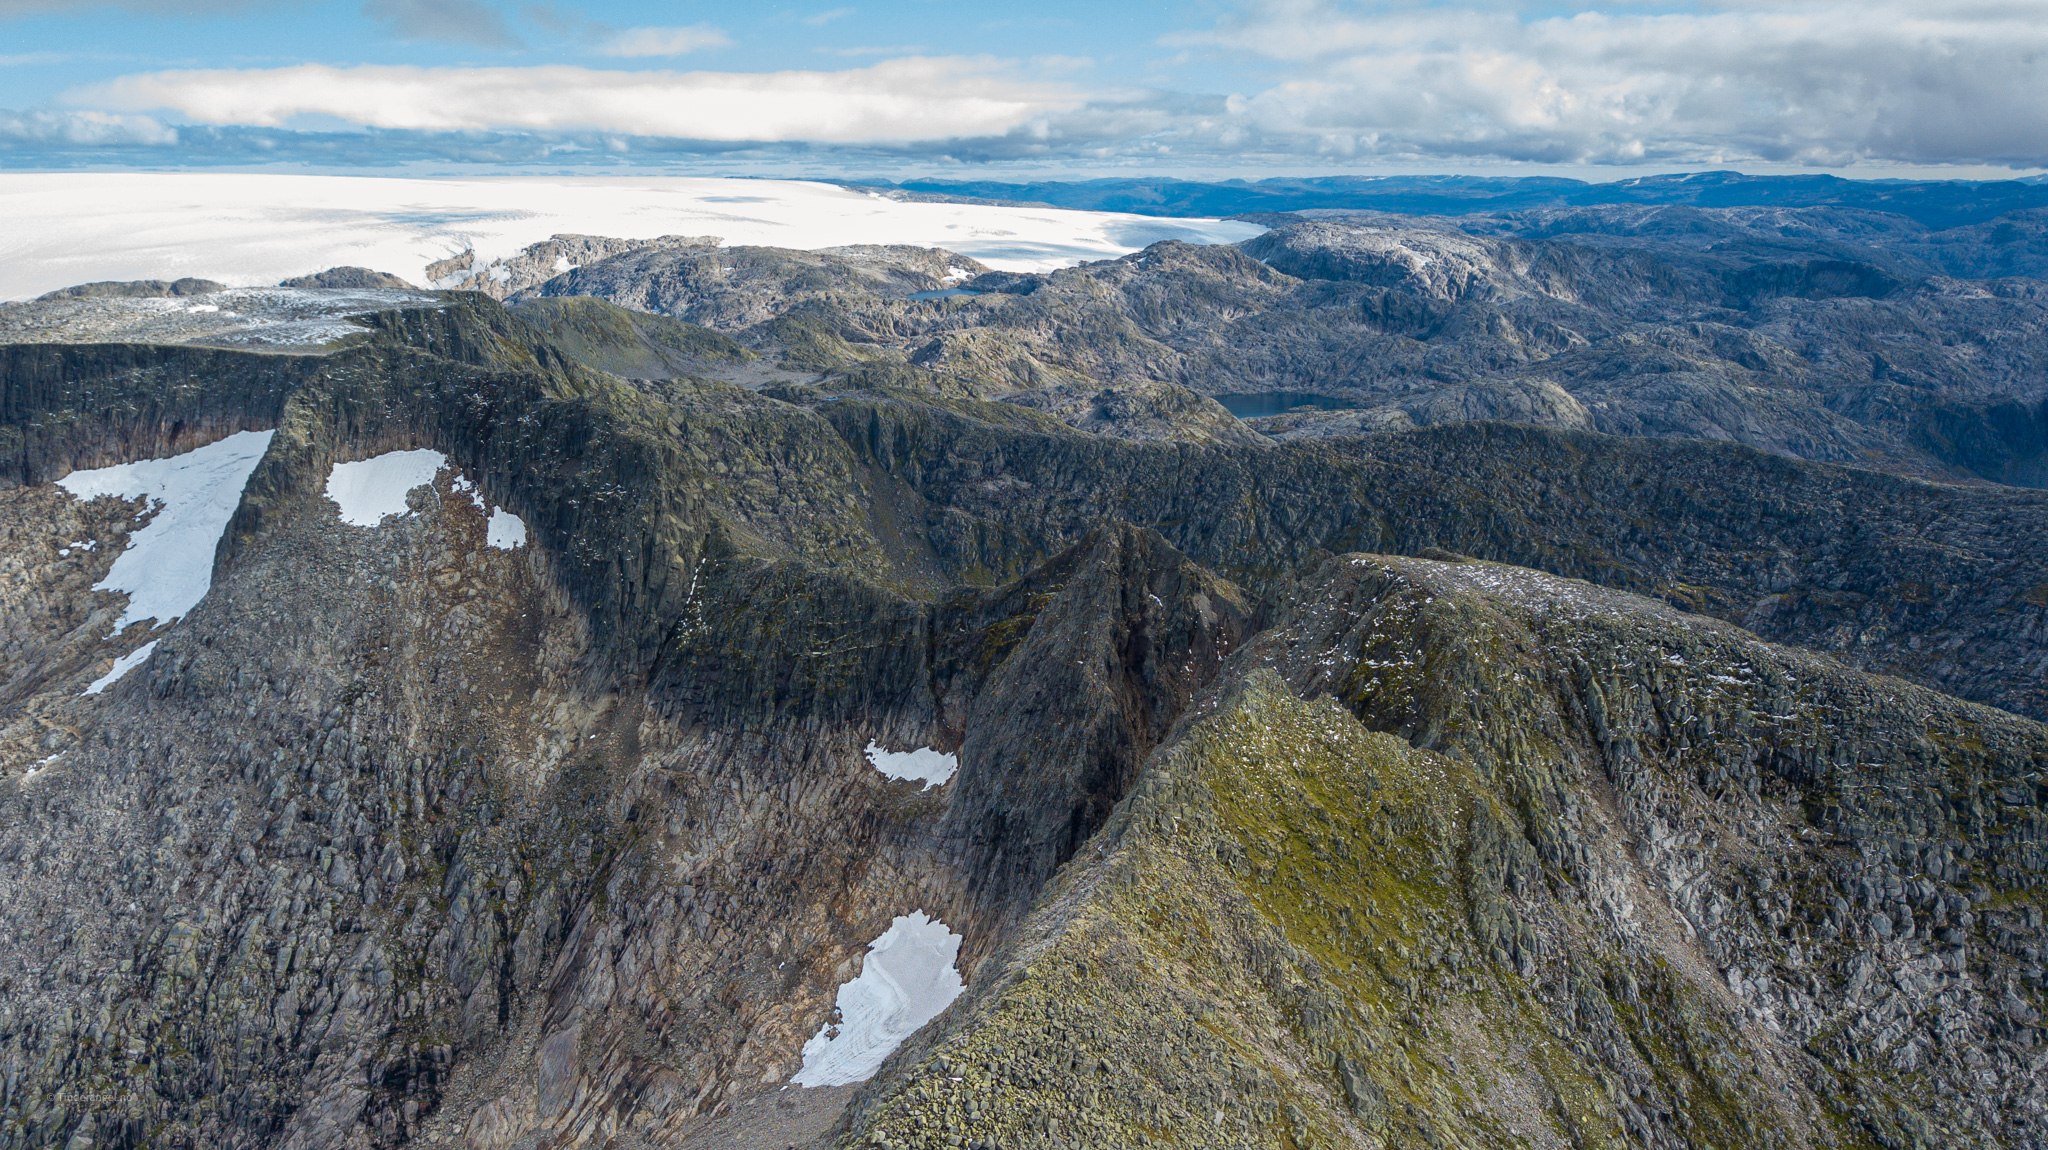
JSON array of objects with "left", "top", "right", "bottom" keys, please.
[{"left": 0, "top": 285, "right": 2040, "bottom": 1150}]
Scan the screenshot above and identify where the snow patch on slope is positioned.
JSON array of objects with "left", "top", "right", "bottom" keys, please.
[
  {"left": 325, "top": 449, "right": 447, "bottom": 526},
  {"left": 56, "top": 429, "right": 275, "bottom": 632},
  {"left": 450, "top": 473, "right": 486, "bottom": 510},
  {"left": 486, "top": 508, "right": 527, "bottom": 549},
  {"left": 84, "top": 640, "right": 158, "bottom": 696},
  {"left": 793, "top": 911, "right": 965, "bottom": 1087},
  {"left": 864, "top": 741, "right": 957, "bottom": 788},
  {"left": 326, "top": 450, "right": 529, "bottom": 551}
]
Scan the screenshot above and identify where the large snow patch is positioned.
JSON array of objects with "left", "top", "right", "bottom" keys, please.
[
  {"left": 792, "top": 911, "right": 964, "bottom": 1088},
  {"left": 56, "top": 429, "right": 274, "bottom": 632},
  {"left": 325, "top": 449, "right": 447, "bottom": 526},
  {"left": 864, "top": 741, "right": 957, "bottom": 788},
  {"left": 0, "top": 174, "right": 1265, "bottom": 299}
]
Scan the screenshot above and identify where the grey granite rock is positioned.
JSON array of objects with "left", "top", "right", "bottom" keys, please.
[{"left": 0, "top": 284, "right": 2039, "bottom": 1150}]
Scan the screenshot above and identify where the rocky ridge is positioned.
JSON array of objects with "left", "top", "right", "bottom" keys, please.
[
  {"left": 490, "top": 212, "right": 2048, "bottom": 487},
  {"left": 0, "top": 274, "right": 2040, "bottom": 1150}
]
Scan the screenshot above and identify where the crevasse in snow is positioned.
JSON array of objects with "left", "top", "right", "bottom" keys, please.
[
  {"left": 864, "top": 742, "right": 958, "bottom": 788},
  {"left": 323, "top": 449, "right": 448, "bottom": 527},
  {"left": 57, "top": 429, "right": 275, "bottom": 633},
  {"left": 792, "top": 911, "right": 965, "bottom": 1087}
]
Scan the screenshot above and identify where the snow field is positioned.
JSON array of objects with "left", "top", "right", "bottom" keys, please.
[
  {"left": 56, "top": 429, "right": 276, "bottom": 634},
  {"left": 864, "top": 741, "right": 958, "bottom": 788},
  {"left": 323, "top": 449, "right": 447, "bottom": 526},
  {"left": 326, "top": 449, "right": 530, "bottom": 547},
  {"left": 793, "top": 911, "right": 965, "bottom": 1087},
  {"left": 486, "top": 508, "right": 527, "bottom": 549},
  {"left": 84, "top": 640, "right": 159, "bottom": 695},
  {"left": 0, "top": 174, "right": 1266, "bottom": 300}
]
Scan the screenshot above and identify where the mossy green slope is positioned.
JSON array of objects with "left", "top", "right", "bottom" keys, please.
[
  {"left": 505, "top": 297, "right": 753, "bottom": 381},
  {"left": 841, "top": 670, "right": 1795, "bottom": 1150},
  {"left": 838, "top": 554, "right": 2046, "bottom": 1150}
]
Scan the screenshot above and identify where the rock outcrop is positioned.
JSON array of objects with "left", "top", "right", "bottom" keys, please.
[
  {"left": 850, "top": 555, "right": 2047, "bottom": 1150},
  {"left": 997, "top": 382, "right": 1271, "bottom": 447},
  {"left": 495, "top": 213, "right": 2048, "bottom": 487},
  {"left": 35, "top": 278, "right": 227, "bottom": 301},
  {"left": 279, "top": 269, "right": 418, "bottom": 291},
  {"left": 0, "top": 284, "right": 2040, "bottom": 1150}
]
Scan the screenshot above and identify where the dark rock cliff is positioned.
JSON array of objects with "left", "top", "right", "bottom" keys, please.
[{"left": 0, "top": 288, "right": 2040, "bottom": 1150}]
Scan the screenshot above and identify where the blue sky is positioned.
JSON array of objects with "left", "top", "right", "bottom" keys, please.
[
  {"left": 0, "top": 2, "right": 1200, "bottom": 95},
  {"left": 5, "top": 0, "right": 2048, "bottom": 176}
]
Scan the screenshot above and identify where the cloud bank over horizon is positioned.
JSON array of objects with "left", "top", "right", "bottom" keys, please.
[
  {"left": 6, "top": 0, "right": 2048, "bottom": 174},
  {"left": 72, "top": 59, "right": 1086, "bottom": 143}
]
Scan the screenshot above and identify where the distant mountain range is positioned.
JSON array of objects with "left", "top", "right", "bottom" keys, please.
[{"left": 860, "top": 170, "right": 2048, "bottom": 229}]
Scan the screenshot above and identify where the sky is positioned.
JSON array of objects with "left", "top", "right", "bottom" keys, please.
[{"left": 4, "top": 0, "right": 2048, "bottom": 178}]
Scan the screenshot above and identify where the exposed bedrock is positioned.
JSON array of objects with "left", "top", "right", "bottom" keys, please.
[
  {"left": 34, "top": 279, "right": 228, "bottom": 302},
  {"left": 819, "top": 389, "right": 2048, "bottom": 722},
  {"left": 485, "top": 218, "right": 2048, "bottom": 487},
  {"left": 0, "top": 343, "right": 317, "bottom": 487},
  {"left": 279, "top": 269, "right": 420, "bottom": 292},
  {"left": 0, "top": 321, "right": 1255, "bottom": 1147},
  {"left": 0, "top": 517, "right": 1245, "bottom": 1148},
  {"left": 0, "top": 294, "right": 2040, "bottom": 1150},
  {"left": 841, "top": 555, "right": 2047, "bottom": 1150}
]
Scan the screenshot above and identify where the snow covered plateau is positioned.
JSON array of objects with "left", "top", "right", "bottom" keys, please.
[{"left": 0, "top": 173, "right": 1263, "bottom": 301}]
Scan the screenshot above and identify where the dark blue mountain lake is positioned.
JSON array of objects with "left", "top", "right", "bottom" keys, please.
[{"left": 1214, "top": 392, "right": 1360, "bottom": 418}]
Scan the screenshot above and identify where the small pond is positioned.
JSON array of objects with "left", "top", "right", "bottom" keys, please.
[
  {"left": 1214, "top": 392, "right": 1360, "bottom": 419},
  {"left": 907, "top": 288, "right": 982, "bottom": 301}
]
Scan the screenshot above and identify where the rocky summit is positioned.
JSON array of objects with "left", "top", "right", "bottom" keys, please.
[{"left": 0, "top": 208, "right": 2044, "bottom": 1150}]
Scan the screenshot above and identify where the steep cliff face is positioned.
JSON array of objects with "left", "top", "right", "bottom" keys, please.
[
  {"left": 0, "top": 343, "right": 316, "bottom": 486},
  {"left": 0, "top": 292, "right": 2041, "bottom": 1150},
  {"left": 806, "top": 393, "right": 2048, "bottom": 722}
]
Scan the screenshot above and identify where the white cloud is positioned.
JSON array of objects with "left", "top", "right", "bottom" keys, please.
[
  {"left": 36, "top": 0, "right": 2048, "bottom": 169},
  {"left": 72, "top": 59, "right": 1083, "bottom": 143},
  {"left": 803, "top": 7, "right": 855, "bottom": 26},
  {"left": 1174, "top": 0, "right": 2048, "bottom": 166},
  {"left": 598, "top": 24, "right": 730, "bottom": 57}
]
